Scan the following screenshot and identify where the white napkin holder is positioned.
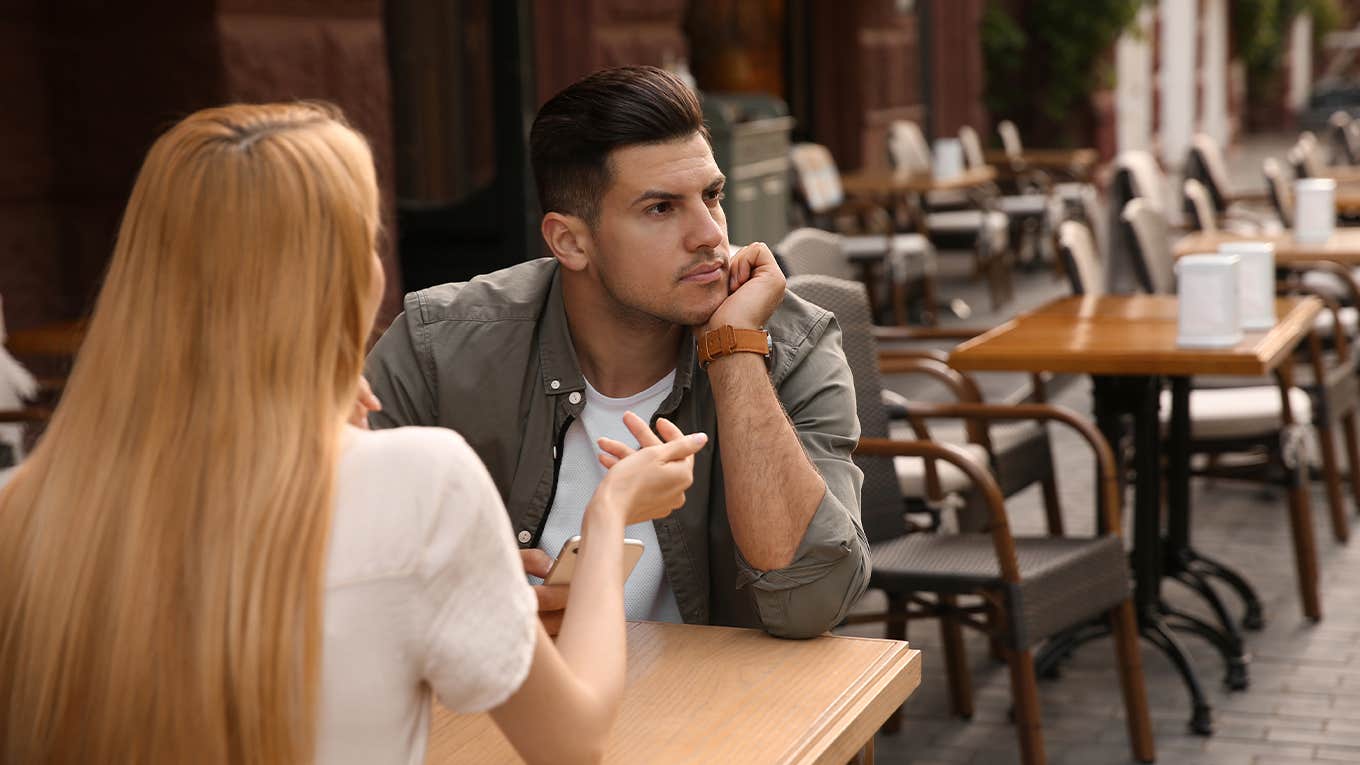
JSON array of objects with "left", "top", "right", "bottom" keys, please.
[
  {"left": 1294, "top": 178, "right": 1336, "bottom": 244},
  {"left": 1176, "top": 253, "right": 1242, "bottom": 348},
  {"left": 1217, "top": 241, "right": 1276, "bottom": 330},
  {"left": 932, "top": 138, "right": 964, "bottom": 180}
]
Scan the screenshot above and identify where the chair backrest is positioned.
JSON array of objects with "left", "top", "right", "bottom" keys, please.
[
  {"left": 785, "top": 274, "right": 908, "bottom": 543},
  {"left": 1114, "top": 150, "right": 1166, "bottom": 212},
  {"left": 789, "top": 143, "right": 847, "bottom": 216},
  {"left": 1330, "top": 110, "right": 1356, "bottom": 164},
  {"left": 998, "top": 119, "right": 1023, "bottom": 160},
  {"left": 1263, "top": 157, "right": 1294, "bottom": 228},
  {"left": 888, "top": 120, "right": 931, "bottom": 173},
  {"left": 1295, "top": 132, "right": 1326, "bottom": 178},
  {"left": 1182, "top": 178, "right": 1218, "bottom": 234},
  {"left": 1188, "top": 133, "right": 1233, "bottom": 212},
  {"left": 1346, "top": 121, "right": 1360, "bottom": 166},
  {"left": 1106, "top": 150, "right": 1165, "bottom": 293},
  {"left": 1057, "top": 220, "right": 1105, "bottom": 297},
  {"left": 0, "top": 295, "right": 39, "bottom": 466},
  {"left": 958, "top": 125, "right": 986, "bottom": 170},
  {"left": 775, "top": 228, "right": 856, "bottom": 281},
  {"left": 1121, "top": 198, "right": 1175, "bottom": 295}
]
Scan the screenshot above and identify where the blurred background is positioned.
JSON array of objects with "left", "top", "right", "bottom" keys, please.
[{"left": 2, "top": 0, "right": 1358, "bottom": 333}]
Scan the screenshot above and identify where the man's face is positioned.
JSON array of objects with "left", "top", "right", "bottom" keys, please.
[{"left": 586, "top": 132, "right": 730, "bottom": 327}]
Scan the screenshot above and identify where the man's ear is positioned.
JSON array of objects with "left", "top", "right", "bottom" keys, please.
[{"left": 541, "top": 212, "right": 594, "bottom": 272}]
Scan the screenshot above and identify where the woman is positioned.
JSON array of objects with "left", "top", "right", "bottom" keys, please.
[{"left": 0, "top": 103, "right": 704, "bottom": 764}]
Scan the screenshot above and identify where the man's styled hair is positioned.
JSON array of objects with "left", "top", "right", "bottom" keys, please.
[{"left": 531, "top": 66, "right": 709, "bottom": 225}]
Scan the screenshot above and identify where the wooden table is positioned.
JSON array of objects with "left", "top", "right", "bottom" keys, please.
[
  {"left": 950, "top": 294, "right": 1322, "bottom": 735},
  {"left": 949, "top": 295, "right": 1319, "bottom": 377},
  {"left": 983, "top": 148, "right": 1098, "bottom": 180},
  {"left": 839, "top": 165, "right": 996, "bottom": 196},
  {"left": 426, "top": 622, "right": 921, "bottom": 765},
  {"left": 1175, "top": 228, "right": 1360, "bottom": 266}
]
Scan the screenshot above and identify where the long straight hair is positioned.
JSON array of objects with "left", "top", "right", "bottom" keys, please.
[{"left": 0, "top": 102, "right": 381, "bottom": 763}]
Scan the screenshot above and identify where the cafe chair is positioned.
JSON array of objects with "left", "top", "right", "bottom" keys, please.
[
  {"left": 1122, "top": 197, "right": 1355, "bottom": 552},
  {"left": 1329, "top": 111, "right": 1358, "bottom": 165},
  {"left": 883, "top": 121, "right": 1015, "bottom": 308},
  {"left": 789, "top": 274, "right": 1155, "bottom": 765},
  {"left": 776, "top": 226, "right": 939, "bottom": 326},
  {"left": 995, "top": 120, "right": 1101, "bottom": 228},
  {"left": 1182, "top": 133, "right": 1275, "bottom": 231},
  {"left": 779, "top": 244, "right": 1066, "bottom": 535},
  {"left": 788, "top": 144, "right": 940, "bottom": 325},
  {"left": 958, "top": 125, "right": 1055, "bottom": 269}
]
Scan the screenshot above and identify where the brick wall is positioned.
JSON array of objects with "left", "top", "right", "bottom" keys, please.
[{"left": 0, "top": 0, "right": 403, "bottom": 335}]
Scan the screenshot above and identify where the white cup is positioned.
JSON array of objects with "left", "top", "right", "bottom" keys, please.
[
  {"left": 932, "top": 138, "right": 964, "bottom": 180},
  {"left": 1217, "top": 241, "right": 1276, "bottom": 330},
  {"left": 1176, "top": 253, "right": 1242, "bottom": 348},
  {"left": 1295, "top": 178, "right": 1336, "bottom": 244}
]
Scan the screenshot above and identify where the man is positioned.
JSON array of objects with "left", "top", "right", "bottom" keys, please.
[{"left": 365, "top": 66, "right": 868, "bottom": 639}]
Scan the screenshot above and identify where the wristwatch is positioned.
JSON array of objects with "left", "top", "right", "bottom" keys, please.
[{"left": 697, "top": 325, "right": 772, "bottom": 368}]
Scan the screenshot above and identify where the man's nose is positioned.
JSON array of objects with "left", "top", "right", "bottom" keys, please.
[{"left": 684, "top": 202, "right": 726, "bottom": 253}]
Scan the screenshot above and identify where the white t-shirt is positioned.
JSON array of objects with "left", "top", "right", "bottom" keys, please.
[
  {"left": 535, "top": 371, "right": 683, "bottom": 623},
  {"left": 315, "top": 426, "right": 538, "bottom": 765}
]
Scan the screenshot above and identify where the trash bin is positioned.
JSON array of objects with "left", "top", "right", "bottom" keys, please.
[{"left": 701, "top": 92, "right": 796, "bottom": 248}]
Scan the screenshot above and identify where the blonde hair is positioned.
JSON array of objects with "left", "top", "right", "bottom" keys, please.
[{"left": 0, "top": 102, "right": 380, "bottom": 763}]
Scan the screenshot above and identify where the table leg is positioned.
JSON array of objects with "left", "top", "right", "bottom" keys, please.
[
  {"left": 1079, "top": 375, "right": 1216, "bottom": 734},
  {"left": 1161, "top": 376, "right": 1253, "bottom": 688}
]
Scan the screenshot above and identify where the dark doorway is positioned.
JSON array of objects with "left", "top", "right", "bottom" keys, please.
[{"left": 384, "top": 0, "right": 540, "bottom": 293}]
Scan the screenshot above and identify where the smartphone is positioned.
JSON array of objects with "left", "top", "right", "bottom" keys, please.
[{"left": 543, "top": 535, "right": 646, "bottom": 585}]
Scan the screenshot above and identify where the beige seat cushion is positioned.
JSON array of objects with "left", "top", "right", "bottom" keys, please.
[
  {"left": 997, "top": 194, "right": 1049, "bottom": 217},
  {"left": 1159, "top": 386, "right": 1313, "bottom": 440},
  {"left": 895, "top": 442, "right": 991, "bottom": 498},
  {"left": 1313, "top": 305, "right": 1359, "bottom": 338},
  {"left": 926, "top": 210, "right": 1009, "bottom": 250},
  {"left": 841, "top": 233, "right": 938, "bottom": 279}
]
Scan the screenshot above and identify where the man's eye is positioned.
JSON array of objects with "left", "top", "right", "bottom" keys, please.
[
  {"left": 648, "top": 202, "right": 672, "bottom": 215},
  {"left": 705, "top": 189, "right": 725, "bottom": 203}
]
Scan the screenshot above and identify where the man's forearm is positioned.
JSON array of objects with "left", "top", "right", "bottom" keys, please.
[{"left": 707, "top": 353, "right": 826, "bottom": 571}]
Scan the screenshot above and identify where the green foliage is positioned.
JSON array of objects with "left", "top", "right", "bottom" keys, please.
[
  {"left": 1233, "top": 0, "right": 1342, "bottom": 100},
  {"left": 981, "top": 0, "right": 1143, "bottom": 139},
  {"left": 981, "top": 3, "right": 1027, "bottom": 121}
]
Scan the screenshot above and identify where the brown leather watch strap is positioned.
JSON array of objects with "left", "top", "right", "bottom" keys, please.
[{"left": 697, "top": 325, "right": 771, "bottom": 367}]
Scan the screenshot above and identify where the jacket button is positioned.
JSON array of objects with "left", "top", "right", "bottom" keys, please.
[
  {"left": 517, "top": 530, "right": 532, "bottom": 544},
  {"left": 549, "top": 379, "right": 561, "bottom": 390},
  {"left": 568, "top": 391, "right": 582, "bottom": 405}
]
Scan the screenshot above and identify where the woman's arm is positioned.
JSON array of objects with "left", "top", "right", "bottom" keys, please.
[{"left": 488, "top": 417, "right": 705, "bottom": 764}]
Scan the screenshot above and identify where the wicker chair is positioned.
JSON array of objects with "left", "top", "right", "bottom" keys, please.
[
  {"left": 788, "top": 274, "right": 1154, "bottom": 765},
  {"left": 778, "top": 231, "right": 1067, "bottom": 535}
]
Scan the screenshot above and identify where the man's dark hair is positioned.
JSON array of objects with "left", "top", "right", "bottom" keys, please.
[{"left": 530, "top": 66, "right": 709, "bottom": 226}]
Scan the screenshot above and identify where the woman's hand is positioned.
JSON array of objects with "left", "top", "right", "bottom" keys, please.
[{"left": 593, "top": 412, "right": 707, "bottom": 526}]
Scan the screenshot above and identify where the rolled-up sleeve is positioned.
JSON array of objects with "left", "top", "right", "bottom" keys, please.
[{"left": 736, "top": 317, "right": 870, "bottom": 639}]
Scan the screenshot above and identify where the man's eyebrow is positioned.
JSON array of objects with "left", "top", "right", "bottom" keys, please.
[{"left": 629, "top": 175, "right": 727, "bottom": 207}]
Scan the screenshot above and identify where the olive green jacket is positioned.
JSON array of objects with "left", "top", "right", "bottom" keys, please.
[{"left": 364, "top": 258, "right": 869, "bottom": 638}]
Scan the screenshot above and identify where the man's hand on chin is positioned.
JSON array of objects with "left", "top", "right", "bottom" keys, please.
[{"left": 697, "top": 242, "right": 786, "bottom": 335}]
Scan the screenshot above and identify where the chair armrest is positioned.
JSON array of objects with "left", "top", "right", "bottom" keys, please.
[
  {"left": 0, "top": 406, "right": 52, "bottom": 425},
  {"left": 872, "top": 325, "right": 994, "bottom": 342},
  {"left": 902, "top": 401, "right": 1124, "bottom": 538},
  {"left": 854, "top": 437, "right": 1021, "bottom": 583}
]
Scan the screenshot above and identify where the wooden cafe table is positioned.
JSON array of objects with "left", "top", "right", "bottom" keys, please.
[
  {"left": 949, "top": 294, "right": 1323, "bottom": 736},
  {"left": 1174, "top": 228, "right": 1360, "bottom": 266},
  {"left": 838, "top": 166, "right": 998, "bottom": 234},
  {"left": 426, "top": 621, "right": 921, "bottom": 765},
  {"left": 983, "top": 147, "right": 1099, "bottom": 182}
]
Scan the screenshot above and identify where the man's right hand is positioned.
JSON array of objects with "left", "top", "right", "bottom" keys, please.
[{"left": 520, "top": 548, "right": 569, "bottom": 636}]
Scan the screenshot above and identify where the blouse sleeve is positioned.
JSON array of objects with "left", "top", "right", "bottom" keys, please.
[{"left": 416, "top": 433, "right": 538, "bottom": 714}]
